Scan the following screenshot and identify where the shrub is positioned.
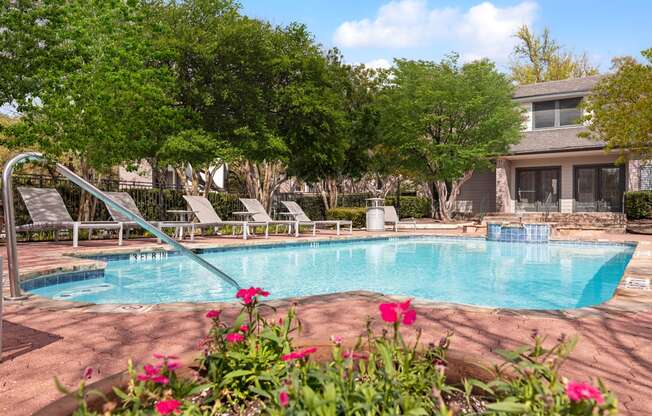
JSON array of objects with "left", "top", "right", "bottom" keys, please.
[
  {"left": 326, "top": 207, "right": 366, "bottom": 228},
  {"left": 386, "top": 196, "right": 431, "bottom": 218},
  {"left": 625, "top": 190, "right": 652, "bottom": 219},
  {"left": 62, "top": 288, "right": 617, "bottom": 416}
]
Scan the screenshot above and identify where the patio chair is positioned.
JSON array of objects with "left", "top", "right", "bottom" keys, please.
[
  {"left": 104, "top": 191, "right": 195, "bottom": 241},
  {"left": 17, "top": 187, "right": 123, "bottom": 247},
  {"left": 183, "top": 195, "right": 269, "bottom": 240},
  {"left": 238, "top": 198, "right": 298, "bottom": 236},
  {"left": 384, "top": 205, "right": 417, "bottom": 232},
  {"left": 281, "top": 201, "right": 352, "bottom": 236}
]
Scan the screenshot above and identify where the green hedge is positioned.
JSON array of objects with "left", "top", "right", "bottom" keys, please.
[
  {"left": 386, "top": 196, "right": 430, "bottom": 219},
  {"left": 625, "top": 191, "right": 652, "bottom": 219},
  {"left": 326, "top": 207, "right": 366, "bottom": 228}
]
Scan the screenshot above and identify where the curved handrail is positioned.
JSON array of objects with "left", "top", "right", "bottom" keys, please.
[{"left": 2, "top": 152, "right": 240, "bottom": 299}]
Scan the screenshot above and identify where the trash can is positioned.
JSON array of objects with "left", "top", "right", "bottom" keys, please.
[{"left": 365, "top": 198, "right": 385, "bottom": 231}]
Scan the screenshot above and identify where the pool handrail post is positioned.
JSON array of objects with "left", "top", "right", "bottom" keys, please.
[{"left": 2, "top": 152, "right": 241, "bottom": 300}]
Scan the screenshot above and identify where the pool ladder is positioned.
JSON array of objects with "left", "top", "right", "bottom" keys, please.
[{"left": 2, "top": 152, "right": 241, "bottom": 301}]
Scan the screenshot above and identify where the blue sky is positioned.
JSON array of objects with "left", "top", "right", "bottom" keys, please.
[{"left": 241, "top": 0, "right": 652, "bottom": 71}]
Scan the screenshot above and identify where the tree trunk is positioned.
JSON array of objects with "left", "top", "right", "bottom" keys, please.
[
  {"left": 77, "top": 159, "right": 93, "bottom": 221},
  {"left": 237, "top": 160, "right": 287, "bottom": 212},
  {"left": 434, "top": 170, "right": 474, "bottom": 222},
  {"left": 318, "top": 176, "right": 338, "bottom": 210}
]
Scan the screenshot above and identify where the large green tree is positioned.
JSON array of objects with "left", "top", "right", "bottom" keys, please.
[
  {"left": 581, "top": 49, "right": 652, "bottom": 159},
  {"left": 163, "top": 0, "right": 349, "bottom": 210},
  {"left": 510, "top": 25, "right": 599, "bottom": 84},
  {"left": 379, "top": 56, "right": 523, "bottom": 220},
  {"left": 289, "top": 51, "right": 384, "bottom": 210}
]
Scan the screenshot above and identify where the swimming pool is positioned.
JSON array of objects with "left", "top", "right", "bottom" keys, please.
[{"left": 24, "top": 236, "right": 635, "bottom": 310}]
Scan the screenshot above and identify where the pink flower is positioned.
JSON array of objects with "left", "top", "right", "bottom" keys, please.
[
  {"left": 330, "top": 335, "right": 343, "bottom": 345},
  {"left": 205, "top": 309, "right": 221, "bottom": 319},
  {"left": 153, "top": 353, "right": 179, "bottom": 360},
  {"left": 236, "top": 287, "right": 270, "bottom": 305},
  {"left": 279, "top": 390, "right": 290, "bottom": 407},
  {"left": 239, "top": 325, "right": 249, "bottom": 332},
  {"left": 226, "top": 333, "right": 245, "bottom": 343},
  {"left": 137, "top": 364, "right": 169, "bottom": 384},
  {"left": 282, "top": 347, "right": 318, "bottom": 362},
  {"left": 83, "top": 367, "right": 93, "bottom": 380},
  {"left": 155, "top": 399, "right": 182, "bottom": 415},
  {"left": 166, "top": 361, "right": 181, "bottom": 371},
  {"left": 378, "top": 299, "right": 417, "bottom": 325},
  {"left": 566, "top": 381, "right": 604, "bottom": 404}
]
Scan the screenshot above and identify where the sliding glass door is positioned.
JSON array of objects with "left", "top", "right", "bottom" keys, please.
[
  {"left": 516, "top": 167, "right": 561, "bottom": 212},
  {"left": 574, "top": 165, "right": 625, "bottom": 212}
]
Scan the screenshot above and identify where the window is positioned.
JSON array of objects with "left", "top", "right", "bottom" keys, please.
[
  {"left": 574, "top": 165, "right": 625, "bottom": 212},
  {"left": 515, "top": 167, "right": 560, "bottom": 212},
  {"left": 533, "top": 98, "right": 583, "bottom": 129}
]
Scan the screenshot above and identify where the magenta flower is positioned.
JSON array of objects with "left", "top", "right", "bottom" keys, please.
[
  {"left": 566, "top": 380, "right": 605, "bottom": 404},
  {"left": 205, "top": 310, "right": 221, "bottom": 319},
  {"left": 137, "top": 364, "right": 169, "bottom": 384},
  {"left": 83, "top": 367, "right": 93, "bottom": 380},
  {"left": 166, "top": 361, "right": 181, "bottom": 371},
  {"left": 155, "top": 399, "right": 182, "bottom": 415},
  {"left": 330, "top": 335, "right": 343, "bottom": 345},
  {"left": 226, "top": 333, "right": 245, "bottom": 343},
  {"left": 282, "top": 347, "right": 317, "bottom": 362},
  {"left": 279, "top": 390, "right": 290, "bottom": 407},
  {"left": 236, "top": 287, "right": 270, "bottom": 305},
  {"left": 378, "top": 299, "right": 416, "bottom": 325},
  {"left": 239, "top": 325, "right": 249, "bottom": 332}
]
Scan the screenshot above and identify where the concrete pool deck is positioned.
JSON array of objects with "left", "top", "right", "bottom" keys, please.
[{"left": 1, "top": 229, "right": 652, "bottom": 415}]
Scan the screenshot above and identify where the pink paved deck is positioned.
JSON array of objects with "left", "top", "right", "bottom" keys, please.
[{"left": 1, "top": 230, "right": 652, "bottom": 415}]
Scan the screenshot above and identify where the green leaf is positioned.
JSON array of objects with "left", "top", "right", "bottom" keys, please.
[{"left": 485, "top": 401, "right": 530, "bottom": 412}]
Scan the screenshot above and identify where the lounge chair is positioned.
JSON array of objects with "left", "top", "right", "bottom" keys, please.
[
  {"left": 17, "top": 187, "right": 123, "bottom": 247},
  {"left": 238, "top": 198, "right": 298, "bottom": 236},
  {"left": 281, "top": 201, "right": 352, "bottom": 236},
  {"left": 183, "top": 195, "right": 269, "bottom": 240},
  {"left": 384, "top": 205, "right": 417, "bottom": 232},
  {"left": 104, "top": 191, "right": 195, "bottom": 241}
]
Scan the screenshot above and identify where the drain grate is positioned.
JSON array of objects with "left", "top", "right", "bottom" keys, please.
[{"left": 623, "top": 277, "right": 650, "bottom": 290}]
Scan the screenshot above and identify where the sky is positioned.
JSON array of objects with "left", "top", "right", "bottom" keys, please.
[
  {"left": 240, "top": 0, "right": 652, "bottom": 71},
  {"left": 2, "top": 0, "right": 650, "bottom": 116}
]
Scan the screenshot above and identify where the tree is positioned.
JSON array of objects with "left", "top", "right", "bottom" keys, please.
[
  {"left": 581, "top": 48, "right": 652, "bottom": 159},
  {"left": 510, "top": 25, "right": 598, "bottom": 84},
  {"left": 0, "top": 1, "right": 191, "bottom": 218},
  {"left": 164, "top": 0, "right": 349, "bottom": 211},
  {"left": 379, "top": 56, "right": 523, "bottom": 220},
  {"left": 290, "top": 51, "right": 384, "bottom": 210}
]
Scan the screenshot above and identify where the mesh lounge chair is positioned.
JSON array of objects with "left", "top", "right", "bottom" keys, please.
[
  {"left": 238, "top": 198, "right": 298, "bottom": 236},
  {"left": 281, "top": 201, "right": 352, "bottom": 236},
  {"left": 17, "top": 187, "right": 123, "bottom": 247},
  {"left": 104, "top": 191, "right": 195, "bottom": 241},
  {"left": 183, "top": 195, "right": 269, "bottom": 240},
  {"left": 384, "top": 205, "right": 416, "bottom": 232}
]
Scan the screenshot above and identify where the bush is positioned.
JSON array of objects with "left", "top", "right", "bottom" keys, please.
[
  {"left": 625, "top": 191, "right": 652, "bottom": 219},
  {"left": 326, "top": 207, "right": 366, "bottom": 228},
  {"left": 63, "top": 289, "right": 618, "bottom": 415},
  {"left": 386, "top": 196, "right": 430, "bottom": 219}
]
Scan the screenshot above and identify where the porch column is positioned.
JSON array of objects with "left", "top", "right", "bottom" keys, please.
[
  {"left": 627, "top": 159, "right": 640, "bottom": 191},
  {"left": 496, "top": 158, "right": 513, "bottom": 213}
]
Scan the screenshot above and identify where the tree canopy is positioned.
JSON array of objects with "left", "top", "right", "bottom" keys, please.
[
  {"left": 510, "top": 25, "right": 599, "bottom": 84},
  {"left": 581, "top": 49, "right": 652, "bottom": 160},
  {"left": 379, "top": 56, "right": 523, "bottom": 219}
]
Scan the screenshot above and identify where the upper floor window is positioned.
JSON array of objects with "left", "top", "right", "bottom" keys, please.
[{"left": 533, "top": 97, "right": 582, "bottom": 129}]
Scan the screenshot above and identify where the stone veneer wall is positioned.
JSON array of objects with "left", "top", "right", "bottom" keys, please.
[{"left": 495, "top": 159, "right": 512, "bottom": 213}]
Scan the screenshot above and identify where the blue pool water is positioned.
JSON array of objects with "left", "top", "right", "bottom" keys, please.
[{"left": 26, "top": 237, "right": 635, "bottom": 310}]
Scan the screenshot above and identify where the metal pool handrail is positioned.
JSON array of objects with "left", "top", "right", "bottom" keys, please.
[{"left": 2, "top": 152, "right": 240, "bottom": 299}]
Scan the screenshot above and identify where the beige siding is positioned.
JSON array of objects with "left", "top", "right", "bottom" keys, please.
[
  {"left": 456, "top": 170, "right": 496, "bottom": 213},
  {"left": 509, "top": 153, "right": 621, "bottom": 213}
]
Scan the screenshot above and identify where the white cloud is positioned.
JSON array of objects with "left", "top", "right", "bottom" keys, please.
[
  {"left": 364, "top": 58, "right": 392, "bottom": 69},
  {"left": 333, "top": 0, "right": 537, "bottom": 63}
]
